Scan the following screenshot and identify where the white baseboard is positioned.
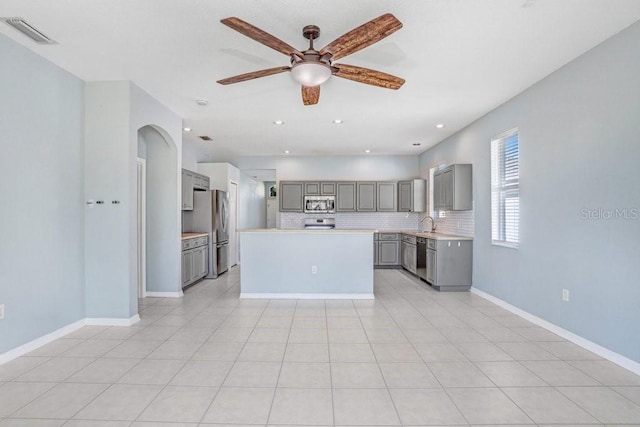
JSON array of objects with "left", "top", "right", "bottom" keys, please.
[
  {"left": 470, "top": 287, "right": 640, "bottom": 376},
  {"left": 85, "top": 314, "right": 140, "bottom": 326},
  {"left": 240, "top": 292, "right": 375, "bottom": 300},
  {"left": 0, "top": 319, "right": 85, "bottom": 365},
  {"left": 0, "top": 314, "right": 141, "bottom": 366},
  {"left": 145, "top": 291, "right": 183, "bottom": 298}
]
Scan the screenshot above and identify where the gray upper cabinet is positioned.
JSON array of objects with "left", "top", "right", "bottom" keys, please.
[
  {"left": 304, "top": 181, "right": 336, "bottom": 196},
  {"left": 433, "top": 172, "right": 443, "bottom": 211},
  {"left": 182, "top": 169, "right": 210, "bottom": 210},
  {"left": 376, "top": 182, "right": 397, "bottom": 212},
  {"left": 398, "top": 179, "right": 426, "bottom": 212},
  {"left": 336, "top": 182, "right": 357, "bottom": 212},
  {"left": 181, "top": 169, "right": 194, "bottom": 211},
  {"left": 320, "top": 182, "right": 336, "bottom": 195},
  {"left": 304, "top": 182, "right": 320, "bottom": 195},
  {"left": 433, "top": 164, "right": 472, "bottom": 211},
  {"left": 279, "top": 181, "right": 304, "bottom": 212},
  {"left": 357, "top": 182, "right": 377, "bottom": 212}
]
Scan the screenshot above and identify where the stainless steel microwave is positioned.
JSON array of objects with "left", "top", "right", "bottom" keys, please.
[{"left": 304, "top": 195, "right": 336, "bottom": 213}]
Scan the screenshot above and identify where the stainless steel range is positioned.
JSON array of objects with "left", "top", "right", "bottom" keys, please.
[{"left": 304, "top": 218, "right": 336, "bottom": 230}]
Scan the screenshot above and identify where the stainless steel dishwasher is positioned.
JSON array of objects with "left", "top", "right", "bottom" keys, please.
[{"left": 416, "top": 237, "right": 427, "bottom": 281}]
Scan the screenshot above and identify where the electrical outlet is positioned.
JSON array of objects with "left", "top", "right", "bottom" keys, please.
[
  {"left": 562, "top": 289, "right": 570, "bottom": 302},
  {"left": 311, "top": 266, "right": 317, "bottom": 275},
  {"left": 0, "top": 304, "right": 4, "bottom": 320}
]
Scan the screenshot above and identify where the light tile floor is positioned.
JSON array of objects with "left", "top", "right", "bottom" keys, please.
[{"left": 2, "top": 268, "right": 640, "bottom": 426}]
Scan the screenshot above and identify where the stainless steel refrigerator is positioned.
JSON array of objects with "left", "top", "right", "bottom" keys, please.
[{"left": 192, "top": 190, "right": 229, "bottom": 278}]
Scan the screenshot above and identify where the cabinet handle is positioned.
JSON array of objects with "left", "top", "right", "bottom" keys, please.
[{"left": 458, "top": 241, "right": 461, "bottom": 247}]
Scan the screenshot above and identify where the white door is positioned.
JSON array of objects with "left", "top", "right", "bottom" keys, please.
[
  {"left": 266, "top": 199, "right": 277, "bottom": 228},
  {"left": 229, "top": 181, "right": 238, "bottom": 267},
  {"left": 136, "top": 158, "right": 146, "bottom": 298}
]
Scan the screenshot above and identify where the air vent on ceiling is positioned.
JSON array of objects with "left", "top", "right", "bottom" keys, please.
[
  {"left": 199, "top": 136, "right": 213, "bottom": 141},
  {"left": 2, "top": 17, "right": 57, "bottom": 44}
]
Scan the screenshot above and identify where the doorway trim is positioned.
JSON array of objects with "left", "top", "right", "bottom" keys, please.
[{"left": 137, "top": 157, "right": 147, "bottom": 299}]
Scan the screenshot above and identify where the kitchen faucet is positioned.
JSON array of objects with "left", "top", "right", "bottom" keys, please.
[{"left": 420, "top": 215, "right": 437, "bottom": 232}]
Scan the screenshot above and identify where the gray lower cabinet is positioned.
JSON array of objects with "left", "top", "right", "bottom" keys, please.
[
  {"left": 182, "top": 250, "right": 193, "bottom": 284},
  {"left": 357, "top": 182, "right": 377, "bottom": 211},
  {"left": 336, "top": 182, "right": 357, "bottom": 212},
  {"left": 426, "top": 239, "right": 472, "bottom": 291},
  {"left": 280, "top": 181, "right": 304, "bottom": 212},
  {"left": 374, "top": 233, "right": 401, "bottom": 268},
  {"left": 182, "top": 236, "right": 209, "bottom": 288},
  {"left": 401, "top": 234, "right": 417, "bottom": 274},
  {"left": 376, "top": 182, "right": 397, "bottom": 212}
]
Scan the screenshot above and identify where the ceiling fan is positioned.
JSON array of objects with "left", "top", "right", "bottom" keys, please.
[{"left": 217, "top": 13, "right": 405, "bottom": 105}]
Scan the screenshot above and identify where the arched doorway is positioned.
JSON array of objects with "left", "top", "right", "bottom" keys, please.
[{"left": 137, "top": 125, "right": 181, "bottom": 297}]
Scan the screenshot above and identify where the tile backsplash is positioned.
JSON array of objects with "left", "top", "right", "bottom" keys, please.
[
  {"left": 280, "top": 209, "right": 474, "bottom": 237},
  {"left": 280, "top": 212, "right": 421, "bottom": 231},
  {"left": 433, "top": 208, "right": 475, "bottom": 237}
]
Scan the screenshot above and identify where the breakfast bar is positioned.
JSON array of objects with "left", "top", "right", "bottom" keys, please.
[{"left": 239, "top": 229, "right": 375, "bottom": 299}]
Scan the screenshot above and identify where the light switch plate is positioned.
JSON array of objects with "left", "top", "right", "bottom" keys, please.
[{"left": 0, "top": 304, "right": 4, "bottom": 320}]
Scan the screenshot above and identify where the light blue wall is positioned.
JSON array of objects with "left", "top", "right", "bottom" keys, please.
[
  {"left": 234, "top": 155, "right": 420, "bottom": 181},
  {"left": 129, "top": 84, "right": 183, "bottom": 302},
  {"left": 239, "top": 174, "right": 267, "bottom": 230},
  {"left": 85, "top": 82, "right": 183, "bottom": 317},
  {"left": 0, "top": 34, "right": 85, "bottom": 353},
  {"left": 84, "top": 81, "right": 132, "bottom": 319},
  {"left": 419, "top": 22, "right": 640, "bottom": 363},
  {"left": 240, "top": 232, "right": 374, "bottom": 296}
]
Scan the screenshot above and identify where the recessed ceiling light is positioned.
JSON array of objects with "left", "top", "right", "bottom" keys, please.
[
  {"left": 435, "top": 123, "right": 446, "bottom": 129},
  {"left": 183, "top": 127, "right": 192, "bottom": 132},
  {"left": 333, "top": 119, "right": 344, "bottom": 124},
  {"left": 412, "top": 143, "right": 422, "bottom": 146},
  {"left": 283, "top": 150, "right": 290, "bottom": 154},
  {"left": 196, "top": 99, "right": 208, "bottom": 106},
  {"left": 364, "top": 149, "right": 371, "bottom": 153},
  {"left": 273, "top": 120, "right": 285, "bottom": 125}
]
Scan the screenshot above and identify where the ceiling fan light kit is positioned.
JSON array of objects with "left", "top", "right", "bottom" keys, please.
[
  {"left": 217, "top": 14, "right": 405, "bottom": 105},
  {"left": 290, "top": 61, "right": 332, "bottom": 86}
]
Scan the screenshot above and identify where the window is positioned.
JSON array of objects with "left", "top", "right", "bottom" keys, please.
[{"left": 491, "top": 128, "right": 519, "bottom": 248}]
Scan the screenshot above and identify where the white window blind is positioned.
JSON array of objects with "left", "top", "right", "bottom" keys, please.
[{"left": 491, "top": 129, "right": 519, "bottom": 248}]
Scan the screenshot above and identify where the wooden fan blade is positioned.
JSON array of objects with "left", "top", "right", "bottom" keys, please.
[
  {"left": 320, "top": 14, "right": 402, "bottom": 61},
  {"left": 302, "top": 86, "right": 320, "bottom": 105},
  {"left": 221, "top": 17, "right": 302, "bottom": 57},
  {"left": 332, "top": 64, "right": 404, "bottom": 90},
  {"left": 217, "top": 66, "right": 290, "bottom": 85}
]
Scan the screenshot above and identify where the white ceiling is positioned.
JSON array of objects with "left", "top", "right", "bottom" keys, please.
[{"left": 2, "top": 1, "right": 640, "bottom": 162}]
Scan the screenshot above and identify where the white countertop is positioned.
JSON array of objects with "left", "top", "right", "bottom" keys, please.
[
  {"left": 238, "top": 228, "right": 471, "bottom": 240},
  {"left": 182, "top": 232, "right": 208, "bottom": 240},
  {"left": 239, "top": 228, "right": 376, "bottom": 234},
  {"left": 400, "top": 231, "right": 474, "bottom": 241}
]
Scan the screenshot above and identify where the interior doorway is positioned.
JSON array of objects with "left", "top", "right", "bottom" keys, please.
[{"left": 136, "top": 158, "right": 146, "bottom": 298}]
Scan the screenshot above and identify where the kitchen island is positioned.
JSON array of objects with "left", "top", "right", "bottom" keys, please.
[{"left": 239, "top": 229, "right": 375, "bottom": 299}]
